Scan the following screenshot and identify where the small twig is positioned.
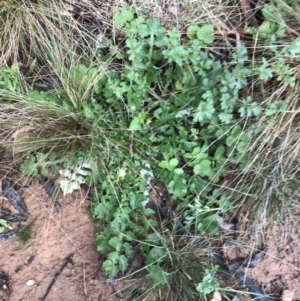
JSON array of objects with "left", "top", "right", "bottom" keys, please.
[
  {"left": 0, "top": 229, "right": 19, "bottom": 242},
  {"left": 125, "top": 244, "right": 143, "bottom": 276},
  {"left": 92, "top": 254, "right": 105, "bottom": 280},
  {"left": 41, "top": 254, "right": 74, "bottom": 301},
  {"left": 27, "top": 255, "right": 35, "bottom": 266},
  {"left": 0, "top": 210, "right": 28, "bottom": 223},
  {"left": 239, "top": 0, "right": 259, "bottom": 27},
  {"left": 112, "top": 286, "right": 123, "bottom": 300},
  {"left": 39, "top": 177, "right": 62, "bottom": 213},
  {"left": 3, "top": 179, "right": 27, "bottom": 214}
]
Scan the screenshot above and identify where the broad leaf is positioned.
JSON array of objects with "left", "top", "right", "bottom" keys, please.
[
  {"left": 196, "top": 25, "right": 214, "bottom": 45},
  {"left": 146, "top": 265, "right": 168, "bottom": 286},
  {"left": 114, "top": 8, "right": 134, "bottom": 28},
  {"left": 169, "top": 158, "right": 178, "bottom": 168},
  {"left": 102, "top": 259, "right": 119, "bottom": 278},
  {"left": 109, "top": 236, "right": 121, "bottom": 252},
  {"left": 193, "top": 160, "right": 212, "bottom": 177},
  {"left": 118, "top": 255, "right": 129, "bottom": 271},
  {"left": 187, "top": 25, "right": 199, "bottom": 40}
]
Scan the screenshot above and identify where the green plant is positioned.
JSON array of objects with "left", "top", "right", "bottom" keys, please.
[
  {"left": 20, "top": 152, "right": 60, "bottom": 177},
  {"left": 0, "top": 66, "right": 21, "bottom": 91},
  {"left": 122, "top": 230, "right": 220, "bottom": 301},
  {"left": 92, "top": 9, "right": 300, "bottom": 280},
  {"left": 0, "top": 219, "right": 8, "bottom": 234},
  {"left": 1, "top": 3, "right": 299, "bottom": 295},
  {"left": 58, "top": 155, "right": 92, "bottom": 196},
  {"left": 4, "top": 8, "right": 294, "bottom": 279},
  {"left": 108, "top": 4, "right": 298, "bottom": 298},
  {"left": 196, "top": 265, "right": 219, "bottom": 295},
  {"left": 17, "top": 225, "right": 31, "bottom": 245}
]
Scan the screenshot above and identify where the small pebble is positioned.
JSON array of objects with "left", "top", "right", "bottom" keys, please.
[
  {"left": 282, "top": 290, "right": 294, "bottom": 301},
  {"left": 26, "top": 280, "right": 36, "bottom": 286},
  {"left": 106, "top": 278, "right": 117, "bottom": 286},
  {"left": 211, "top": 291, "right": 221, "bottom": 301},
  {"left": 167, "top": 5, "right": 182, "bottom": 15}
]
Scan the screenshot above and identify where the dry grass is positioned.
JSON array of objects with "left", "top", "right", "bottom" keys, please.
[
  {"left": 0, "top": 61, "right": 110, "bottom": 158},
  {"left": 224, "top": 78, "right": 300, "bottom": 243},
  {"left": 0, "top": 0, "right": 113, "bottom": 68},
  {"left": 0, "top": 0, "right": 114, "bottom": 158}
]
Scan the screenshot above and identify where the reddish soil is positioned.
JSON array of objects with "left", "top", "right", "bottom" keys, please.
[
  {"left": 0, "top": 180, "right": 122, "bottom": 301},
  {"left": 224, "top": 212, "right": 300, "bottom": 301},
  {"left": 243, "top": 220, "right": 300, "bottom": 300}
]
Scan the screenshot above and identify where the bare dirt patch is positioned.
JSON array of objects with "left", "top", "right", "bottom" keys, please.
[
  {"left": 244, "top": 220, "right": 300, "bottom": 300},
  {"left": 224, "top": 212, "right": 300, "bottom": 300},
  {"left": 0, "top": 180, "right": 121, "bottom": 301}
]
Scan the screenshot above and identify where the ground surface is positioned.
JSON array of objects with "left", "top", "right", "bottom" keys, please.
[
  {"left": 0, "top": 180, "right": 123, "bottom": 301},
  {"left": 1, "top": 176, "right": 300, "bottom": 301},
  {"left": 225, "top": 212, "right": 300, "bottom": 300},
  {"left": 244, "top": 219, "right": 300, "bottom": 299}
]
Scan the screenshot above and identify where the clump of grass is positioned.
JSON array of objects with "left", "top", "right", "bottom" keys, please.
[
  {"left": 122, "top": 228, "right": 243, "bottom": 301},
  {"left": 0, "top": 0, "right": 122, "bottom": 167},
  {"left": 17, "top": 225, "right": 32, "bottom": 245},
  {"left": 0, "top": 61, "right": 118, "bottom": 182},
  {"left": 225, "top": 77, "right": 300, "bottom": 246},
  {"left": 0, "top": 0, "right": 104, "bottom": 69},
  {"left": 0, "top": 0, "right": 59, "bottom": 67},
  {"left": 124, "top": 239, "right": 210, "bottom": 300}
]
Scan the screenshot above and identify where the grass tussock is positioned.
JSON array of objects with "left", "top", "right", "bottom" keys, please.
[
  {"left": 0, "top": 60, "right": 114, "bottom": 160},
  {"left": 228, "top": 81, "right": 300, "bottom": 235},
  {"left": 0, "top": 0, "right": 108, "bottom": 68}
]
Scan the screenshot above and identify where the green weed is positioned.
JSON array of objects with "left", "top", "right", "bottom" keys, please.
[
  {"left": 1, "top": 8, "right": 298, "bottom": 280},
  {"left": 0, "top": 219, "right": 8, "bottom": 234},
  {"left": 17, "top": 225, "right": 32, "bottom": 245}
]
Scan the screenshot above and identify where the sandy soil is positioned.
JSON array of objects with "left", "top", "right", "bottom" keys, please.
[
  {"left": 224, "top": 212, "right": 300, "bottom": 301},
  {"left": 0, "top": 180, "right": 123, "bottom": 301},
  {"left": 243, "top": 219, "right": 300, "bottom": 300}
]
